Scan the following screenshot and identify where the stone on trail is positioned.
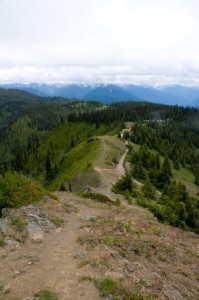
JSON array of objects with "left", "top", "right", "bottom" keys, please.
[
  {"left": 74, "top": 252, "right": 86, "bottom": 259},
  {"left": 111, "top": 251, "right": 123, "bottom": 260},
  {"left": 3, "top": 284, "right": 11, "bottom": 294},
  {"left": 81, "top": 215, "right": 96, "bottom": 222},
  {"left": 125, "top": 264, "right": 135, "bottom": 272}
]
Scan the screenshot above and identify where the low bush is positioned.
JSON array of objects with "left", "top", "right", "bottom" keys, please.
[
  {"left": 0, "top": 171, "right": 46, "bottom": 213},
  {"left": 80, "top": 192, "right": 113, "bottom": 204}
]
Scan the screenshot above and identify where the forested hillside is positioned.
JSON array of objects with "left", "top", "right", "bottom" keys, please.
[
  {"left": 0, "top": 90, "right": 122, "bottom": 192},
  {"left": 0, "top": 89, "right": 101, "bottom": 134},
  {"left": 0, "top": 89, "right": 102, "bottom": 175},
  {"left": 68, "top": 101, "right": 199, "bottom": 233}
]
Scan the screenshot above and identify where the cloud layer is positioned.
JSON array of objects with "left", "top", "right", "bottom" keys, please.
[{"left": 0, "top": 0, "right": 199, "bottom": 85}]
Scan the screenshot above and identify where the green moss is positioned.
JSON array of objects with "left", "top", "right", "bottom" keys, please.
[
  {"left": 10, "top": 217, "right": 27, "bottom": 232},
  {"left": 0, "top": 239, "right": 5, "bottom": 247},
  {"left": 49, "top": 215, "right": 64, "bottom": 227},
  {"left": 34, "top": 290, "right": 57, "bottom": 300},
  {"left": 78, "top": 258, "right": 109, "bottom": 268},
  {"left": 81, "top": 276, "right": 154, "bottom": 299}
]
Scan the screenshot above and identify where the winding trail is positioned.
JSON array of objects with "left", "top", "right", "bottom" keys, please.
[
  {"left": 93, "top": 136, "right": 129, "bottom": 201},
  {"left": 93, "top": 147, "right": 128, "bottom": 178},
  {"left": 115, "top": 148, "right": 128, "bottom": 177}
]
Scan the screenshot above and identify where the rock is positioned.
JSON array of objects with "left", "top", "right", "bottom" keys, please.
[
  {"left": 163, "top": 284, "right": 183, "bottom": 300},
  {"left": 27, "top": 220, "right": 44, "bottom": 242},
  {"left": 3, "top": 284, "right": 11, "bottom": 294},
  {"left": 152, "top": 272, "right": 162, "bottom": 279},
  {"left": 126, "top": 264, "right": 134, "bottom": 272},
  {"left": 81, "top": 227, "right": 91, "bottom": 233},
  {"left": 21, "top": 297, "right": 36, "bottom": 300},
  {"left": 27, "top": 214, "right": 56, "bottom": 237},
  {"left": 0, "top": 219, "right": 8, "bottom": 234},
  {"left": 105, "top": 271, "right": 123, "bottom": 280},
  {"left": 81, "top": 215, "right": 96, "bottom": 222},
  {"left": 14, "top": 270, "right": 21, "bottom": 276},
  {"left": 132, "top": 262, "right": 146, "bottom": 270},
  {"left": 111, "top": 252, "right": 123, "bottom": 260},
  {"left": 4, "top": 238, "right": 20, "bottom": 247},
  {"left": 74, "top": 252, "right": 86, "bottom": 259},
  {"left": 1, "top": 208, "right": 9, "bottom": 217},
  {"left": 43, "top": 195, "right": 51, "bottom": 202}
]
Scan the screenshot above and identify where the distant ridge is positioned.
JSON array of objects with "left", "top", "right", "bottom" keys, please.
[
  {"left": 1, "top": 83, "right": 199, "bottom": 107},
  {"left": 83, "top": 84, "right": 141, "bottom": 103}
]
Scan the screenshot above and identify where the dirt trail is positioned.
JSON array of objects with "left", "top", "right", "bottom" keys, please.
[
  {"left": 115, "top": 148, "right": 128, "bottom": 177},
  {"left": 93, "top": 147, "right": 128, "bottom": 178},
  {"left": 92, "top": 131, "right": 131, "bottom": 202},
  {"left": 0, "top": 194, "right": 100, "bottom": 300}
]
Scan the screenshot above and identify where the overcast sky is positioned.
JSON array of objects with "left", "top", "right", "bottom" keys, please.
[{"left": 0, "top": 0, "right": 199, "bottom": 85}]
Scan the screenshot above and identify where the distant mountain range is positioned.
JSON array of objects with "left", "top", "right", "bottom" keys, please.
[{"left": 1, "top": 83, "right": 199, "bottom": 107}]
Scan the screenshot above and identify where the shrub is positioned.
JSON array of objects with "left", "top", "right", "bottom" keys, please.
[
  {"left": 80, "top": 192, "right": 113, "bottom": 204},
  {"left": 142, "top": 177, "right": 156, "bottom": 200},
  {"left": 112, "top": 173, "right": 134, "bottom": 194},
  {"left": 0, "top": 171, "right": 46, "bottom": 212},
  {"left": 112, "top": 174, "right": 136, "bottom": 204},
  {"left": 137, "top": 182, "right": 199, "bottom": 233},
  {"left": 114, "top": 198, "right": 121, "bottom": 207},
  {"left": 0, "top": 239, "right": 5, "bottom": 247}
]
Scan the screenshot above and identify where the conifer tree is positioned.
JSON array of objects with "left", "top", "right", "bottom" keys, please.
[
  {"left": 45, "top": 152, "right": 52, "bottom": 180},
  {"left": 142, "top": 176, "right": 156, "bottom": 200}
]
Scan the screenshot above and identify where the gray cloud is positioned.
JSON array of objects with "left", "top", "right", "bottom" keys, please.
[{"left": 0, "top": 0, "right": 199, "bottom": 85}]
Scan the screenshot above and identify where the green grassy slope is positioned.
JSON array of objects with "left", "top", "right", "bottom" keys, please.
[
  {"left": 171, "top": 163, "right": 198, "bottom": 197},
  {"left": 25, "top": 122, "right": 108, "bottom": 182},
  {"left": 47, "top": 138, "right": 101, "bottom": 191},
  {"left": 128, "top": 142, "right": 199, "bottom": 197}
]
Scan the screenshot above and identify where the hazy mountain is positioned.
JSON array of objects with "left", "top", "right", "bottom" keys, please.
[
  {"left": 122, "top": 85, "right": 174, "bottom": 105},
  {"left": 191, "top": 99, "right": 199, "bottom": 107},
  {"left": 160, "top": 85, "right": 199, "bottom": 106},
  {"left": 1, "top": 83, "right": 199, "bottom": 106},
  {"left": 83, "top": 84, "right": 141, "bottom": 103}
]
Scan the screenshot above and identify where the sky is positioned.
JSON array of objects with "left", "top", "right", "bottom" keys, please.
[{"left": 0, "top": 0, "right": 199, "bottom": 85}]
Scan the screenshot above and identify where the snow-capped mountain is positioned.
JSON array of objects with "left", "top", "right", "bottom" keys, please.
[{"left": 1, "top": 83, "right": 199, "bottom": 106}]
